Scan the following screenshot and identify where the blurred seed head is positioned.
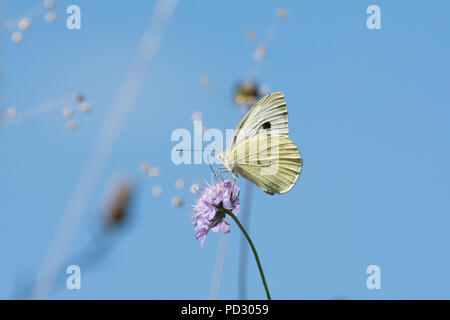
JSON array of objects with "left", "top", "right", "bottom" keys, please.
[
  {"left": 44, "top": 0, "right": 55, "bottom": 9},
  {"left": 171, "top": 196, "right": 183, "bottom": 207},
  {"left": 194, "top": 124, "right": 206, "bottom": 135},
  {"left": 104, "top": 180, "right": 133, "bottom": 228},
  {"left": 190, "top": 183, "right": 200, "bottom": 194},
  {"left": 253, "top": 45, "right": 267, "bottom": 60},
  {"left": 140, "top": 162, "right": 151, "bottom": 173},
  {"left": 234, "top": 82, "right": 259, "bottom": 106},
  {"left": 11, "top": 32, "right": 23, "bottom": 44},
  {"left": 67, "top": 119, "right": 79, "bottom": 131},
  {"left": 44, "top": 11, "right": 57, "bottom": 23},
  {"left": 148, "top": 166, "right": 160, "bottom": 178},
  {"left": 75, "top": 93, "right": 85, "bottom": 103},
  {"left": 276, "top": 8, "right": 289, "bottom": 19},
  {"left": 199, "top": 74, "right": 210, "bottom": 86},
  {"left": 247, "top": 29, "right": 256, "bottom": 41},
  {"left": 199, "top": 74, "right": 212, "bottom": 91},
  {"left": 62, "top": 107, "right": 73, "bottom": 119},
  {"left": 175, "top": 178, "right": 186, "bottom": 189},
  {"left": 152, "top": 185, "right": 163, "bottom": 197},
  {"left": 18, "top": 18, "right": 32, "bottom": 31},
  {"left": 191, "top": 111, "right": 203, "bottom": 122},
  {"left": 79, "top": 101, "right": 92, "bottom": 113},
  {"left": 6, "top": 107, "right": 17, "bottom": 119}
]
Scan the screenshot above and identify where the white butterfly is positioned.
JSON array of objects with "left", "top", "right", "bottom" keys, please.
[{"left": 217, "top": 92, "right": 302, "bottom": 194}]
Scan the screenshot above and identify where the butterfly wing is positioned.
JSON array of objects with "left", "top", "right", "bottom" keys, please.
[
  {"left": 227, "top": 92, "right": 289, "bottom": 154},
  {"left": 228, "top": 134, "right": 302, "bottom": 194}
]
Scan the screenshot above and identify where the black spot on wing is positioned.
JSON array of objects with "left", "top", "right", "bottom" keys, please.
[
  {"left": 262, "top": 122, "right": 271, "bottom": 129},
  {"left": 264, "top": 191, "right": 274, "bottom": 196}
]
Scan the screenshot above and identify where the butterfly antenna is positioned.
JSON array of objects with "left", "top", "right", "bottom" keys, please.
[{"left": 207, "top": 154, "right": 219, "bottom": 183}]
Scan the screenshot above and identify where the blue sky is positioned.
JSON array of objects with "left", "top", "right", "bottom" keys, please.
[{"left": 1, "top": 0, "right": 450, "bottom": 299}]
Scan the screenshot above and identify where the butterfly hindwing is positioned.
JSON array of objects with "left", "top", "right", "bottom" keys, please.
[{"left": 229, "top": 134, "right": 302, "bottom": 194}]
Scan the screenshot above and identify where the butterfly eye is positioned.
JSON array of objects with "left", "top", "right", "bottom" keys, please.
[{"left": 262, "top": 122, "right": 271, "bottom": 129}]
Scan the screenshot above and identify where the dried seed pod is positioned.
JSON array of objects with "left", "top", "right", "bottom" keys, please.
[
  {"left": 234, "top": 82, "right": 259, "bottom": 106},
  {"left": 75, "top": 93, "right": 85, "bottom": 103},
  {"left": 105, "top": 181, "right": 133, "bottom": 227}
]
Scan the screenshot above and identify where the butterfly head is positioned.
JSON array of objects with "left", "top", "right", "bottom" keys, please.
[
  {"left": 216, "top": 151, "right": 225, "bottom": 163},
  {"left": 217, "top": 151, "right": 234, "bottom": 172}
]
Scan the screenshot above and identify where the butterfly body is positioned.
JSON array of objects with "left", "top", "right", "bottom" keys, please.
[{"left": 217, "top": 92, "right": 302, "bottom": 194}]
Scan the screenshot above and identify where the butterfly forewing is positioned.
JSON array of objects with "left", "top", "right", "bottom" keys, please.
[{"left": 227, "top": 92, "right": 289, "bottom": 153}]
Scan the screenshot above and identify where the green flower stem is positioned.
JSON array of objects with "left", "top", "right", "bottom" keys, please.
[{"left": 226, "top": 212, "right": 271, "bottom": 300}]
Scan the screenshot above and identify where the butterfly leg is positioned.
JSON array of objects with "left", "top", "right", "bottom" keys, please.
[
  {"left": 218, "top": 171, "right": 225, "bottom": 182},
  {"left": 216, "top": 167, "right": 229, "bottom": 177},
  {"left": 216, "top": 167, "right": 235, "bottom": 183},
  {"left": 231, "top": 173, "right": 238, "bottom": 191}
]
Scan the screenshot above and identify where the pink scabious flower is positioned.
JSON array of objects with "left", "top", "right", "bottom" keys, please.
[{"left": 193, "top": 180, "right": 240, "bottom": 247}]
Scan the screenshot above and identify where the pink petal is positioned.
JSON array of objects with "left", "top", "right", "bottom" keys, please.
[{"left": 220, "top": 221, "right": 230, "bottom": 233}]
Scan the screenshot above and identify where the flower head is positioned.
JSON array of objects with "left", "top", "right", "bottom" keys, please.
[{"left": 193, "top": 180, "right": 240, "bottom": 247}]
